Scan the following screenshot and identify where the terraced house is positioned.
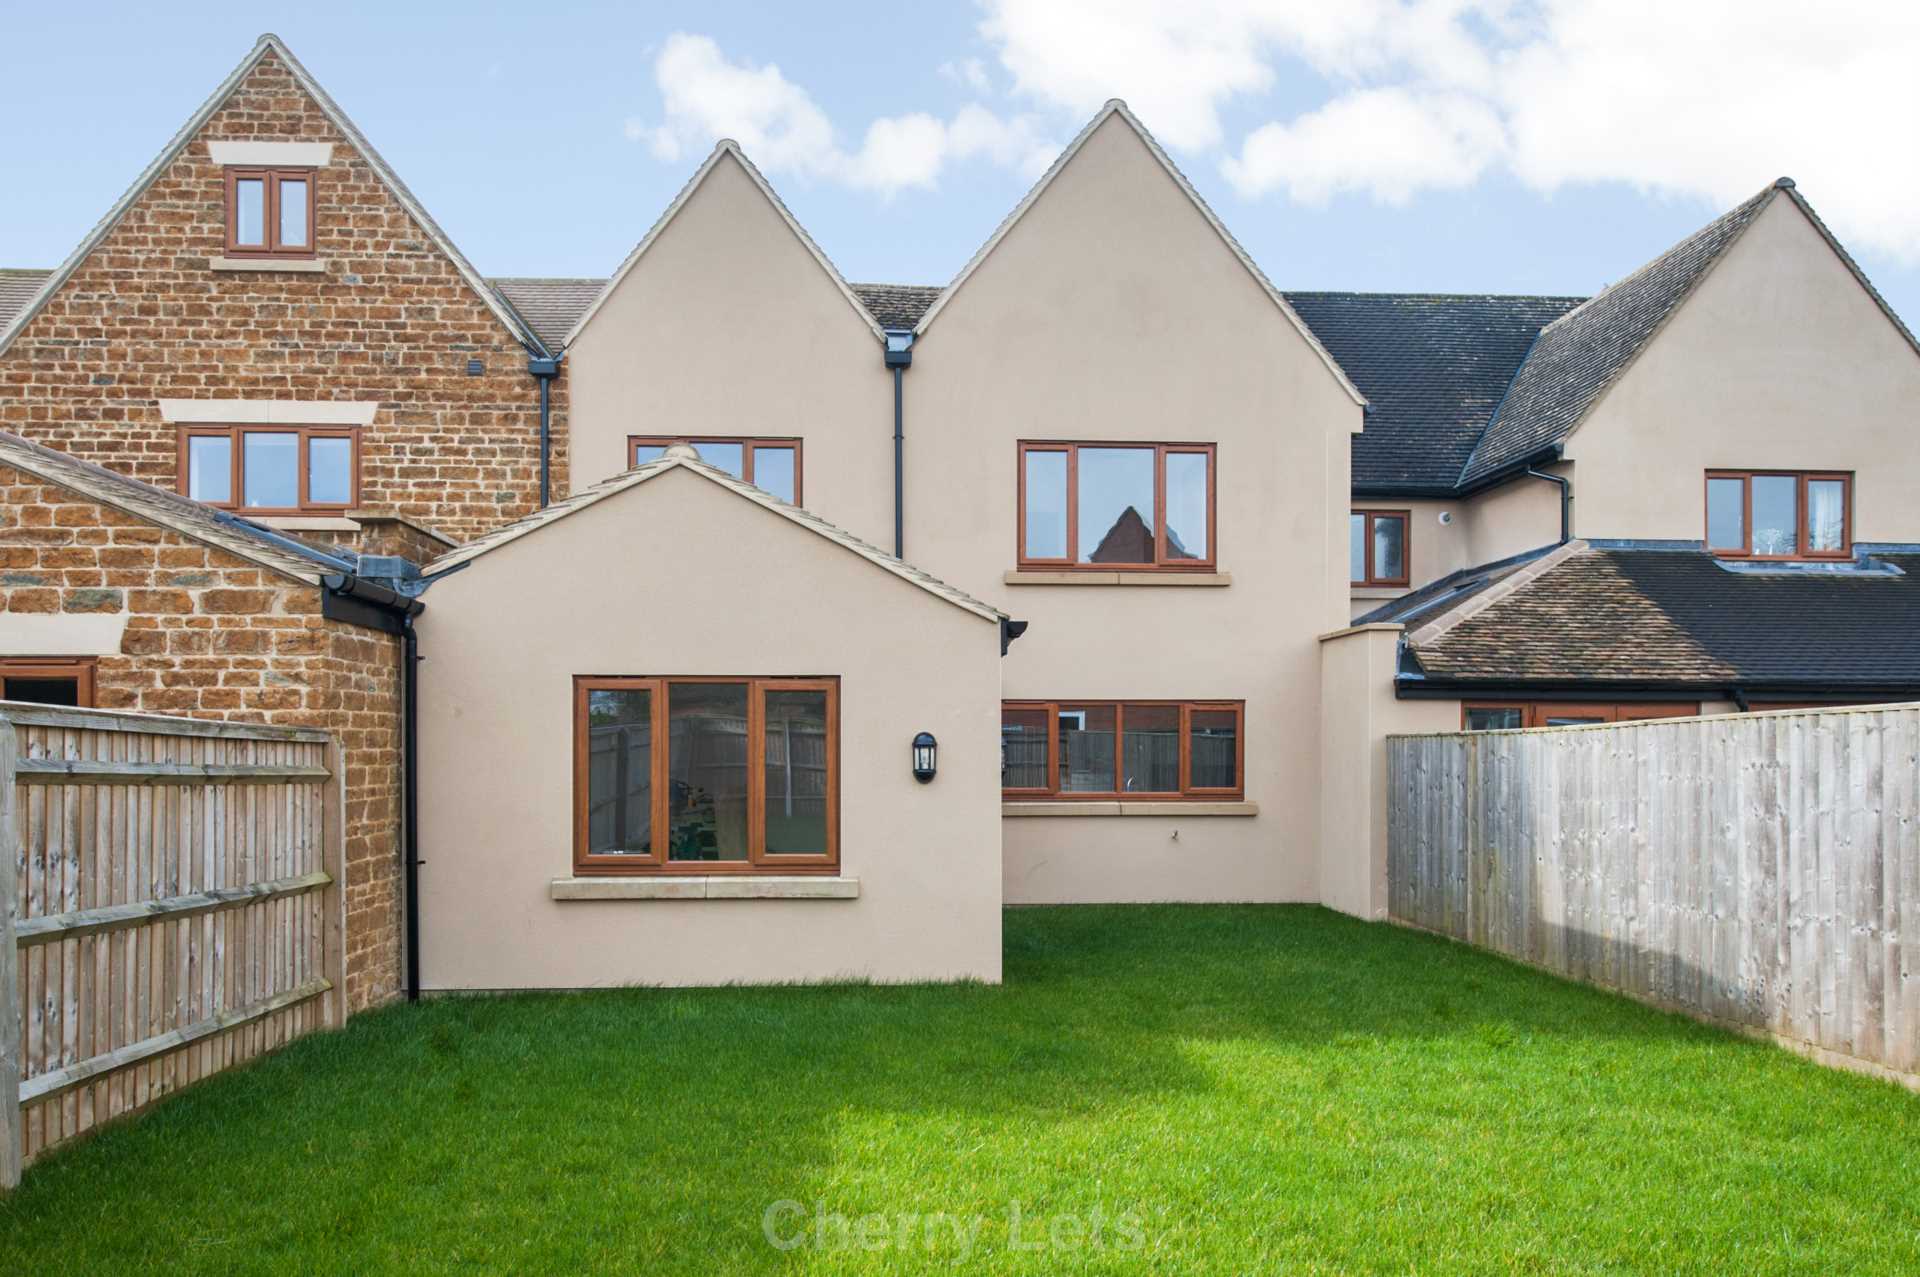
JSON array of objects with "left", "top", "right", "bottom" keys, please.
[{"left": 4, "top": 35, "right": 1917, "bottom": 994}]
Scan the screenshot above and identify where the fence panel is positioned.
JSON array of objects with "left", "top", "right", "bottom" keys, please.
[
  {"left": 2, "top": 704, "right": 345, "bottom": 1186},
  {"left": 1387, "top": 703, "right": 1920, "bottom": 1085}
]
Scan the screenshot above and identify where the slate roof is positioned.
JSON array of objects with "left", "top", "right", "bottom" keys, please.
[
  {"left": 490, "top": 278, "right": 607, "bottom": 351},
  {"left": 0, "top": 270, "right": 52, "bottom": 331},
  {"left": 0, "top": 430, "right": 354, "bottom": 585},
  {"left": 1405, "top": 547, "right": 1920, "bottom": 691},
  {"left": 1286, "top": 292, "right": 1584, "bottom": 492},
  {"left": 850, "top": 283, "right": 942, "bottom": 331}
]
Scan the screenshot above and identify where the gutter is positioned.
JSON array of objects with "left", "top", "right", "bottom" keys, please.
[
  {"left": 321, "top": 574, "right": 428, "bottom": 1003},
  {"left": 884, "top": 331, "right": 913, "bottom": 558},
  {"left": 528, "top": 355, "right": 560, "bottom": 508},
  {"left": 1524, "top": 465, "right": 1572, "bottom": 543}
]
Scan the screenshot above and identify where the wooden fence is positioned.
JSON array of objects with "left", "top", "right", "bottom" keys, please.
[
  {"left": 2, "top": 703, "right": 345, "bottom": 1188},
  {"left": 1388, "top": 703, "right": 1919, "bottom": 1085}
]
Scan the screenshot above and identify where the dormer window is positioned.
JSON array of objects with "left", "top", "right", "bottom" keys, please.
[
  {"left": 1705, "top": 470, "right": 1851, "bottom": 559},
  {"left": 224, "top": 167, "right": 314, "bottom": 258}
]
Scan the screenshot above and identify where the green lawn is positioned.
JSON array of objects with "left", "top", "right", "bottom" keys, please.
[{"left": 3, "top": 907, "right": 1917, "bottom": 1274}]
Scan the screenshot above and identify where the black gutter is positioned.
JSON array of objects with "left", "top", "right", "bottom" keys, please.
[
  {"left": 529, "top": 355, "right": 560, "bottom": 508},
  {"left": 322, "top": 574, "right": 428, "bottom": 1002},
  {"left": 1525, "top": 465, "right": 1572, "bottom": 543},
  {"left": 1000, "top": 618, "right": 1029, "bottom": 655},
  {"left": 883, "top": 334, "right": 913, "bottom": 558}
]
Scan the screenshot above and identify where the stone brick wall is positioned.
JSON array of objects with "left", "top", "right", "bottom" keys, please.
[
  {"left": 0, "top": 462, "right": 403, "bottom": 1009},
  {"left": 0, "top": 48, "right": 569, "bottom": 545}
]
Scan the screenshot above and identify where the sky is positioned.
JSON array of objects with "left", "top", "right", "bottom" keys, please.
[{"left": 4, "top": 0, "right": 1919, "bottom": 326}]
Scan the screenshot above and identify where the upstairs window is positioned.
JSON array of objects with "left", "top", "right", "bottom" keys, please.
[
  {"left": 1001, "top": 700, "right": 1242, "bottom": 799},
  {"left": 631, "top": 436, "right": 801, "bottom": 505},
  {"left": 1350, "top": 510, "right": 1409, "bottom": 586},
  {"left": 182, "top": 425, "right": 358, "bottom": 514},
  {"left": 1705, "top": 470, "right": 1851, "bottom": 559},
  {"left": 1018, "top": 442, "right": 1215, "bottom": 570},
  {"left": 224, "top": 167, "right": 315, "bottom": 258}
]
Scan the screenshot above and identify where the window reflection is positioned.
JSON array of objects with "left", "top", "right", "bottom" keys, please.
[{"left": 1078, "top": 448, "right": 1155, "bottom": 564}]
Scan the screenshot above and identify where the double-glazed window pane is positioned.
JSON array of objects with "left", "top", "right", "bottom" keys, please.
[
  {"left": 1348, "top": 514, "right": 1367, "bottom": 583},
  {"left": 1058, "top": 705, "right": 1117, "bottom": 792},
  {"left": 233, "top": 178, "right": 266, "bottom": 247},
  {"left": 1706, "top": 477, "right": 1745, "bottom": 549},
  {"left": 1121, "top": 704, "right": 1179, "bottom": 792},
  {"left": 1807, "top": 479, "right": 1846, "bottom": 552},
  {"left": 1024, "top": 449, "right": 1068, "bottom": 559},
  {"left": 692, "top": 441, "right": 745, "bottom": 478},
  {"left": 1164, "top": 451, "right": 1209, "bottom": 561},
  {"left": 763, "top": 690, "right": 829, "bottom": 854},
  {"left": 1372, "top": 517, "right": 1405, "bottom": 583},
  {"left": 585, "top": 689, "right": 654, "bottom": 855},
  {"left": 1465, "top": 706, "right": 1525, "bottom": 732},
  {"left": 1751, "top": 474, "right": 1798, "bottom": 555},
  {"left": 1189, "top": 709, "right": 1238, "bottom": 789},
  {"left": 667, "top": 682, "right": 749, "bottom": 862},
  {"left": 632, "top": 444, "right": 668, "bottom": 466},
  {"left": 1078, "top": 448, "right": 1155, "bottom": 564},
  {"left": 278, "top": 179, "right": 309, "bottom": 248},
  {"left": 308, "top": 436, "right": 353, "bottom": 505},
  {"left": 242, "top": 432, "right": 299, "bottom": 509},
  {"left": 753, "top": 446, "right": 796, "bottom": 503},
  {"left": 188, "top": 435, "right": 233, "bottom": 504},
  {"left": 1001, "top": 707, "right": 1049, "bottom": 789}
]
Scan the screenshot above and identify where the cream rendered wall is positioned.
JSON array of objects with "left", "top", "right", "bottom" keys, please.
[
  {"left": 1564, "top": 198, "right": 1920, "bottom": 542},
  {"left": 1461, "top": 470, "right": 1564, "bottom": 563},
  {"left": 564, "top": 152, "right": 896, "bottom": 548},
  {"left": 414, "top": 468, "right": 1003, "bottom": 989},
  {"left": 903, "top": 114, "right": 1365, "bottom": 903}
]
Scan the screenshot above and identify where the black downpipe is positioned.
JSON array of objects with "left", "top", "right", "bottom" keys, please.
[
  {"left": 1526, "top": 466, "right": 1572, "bottom": 543},
  {"left": 529, "top": 355, "right": 560, "bottom": 508},
  {"left": 884, "top": 337, "right": 912, "bottom": 558},
  {"left": 1730, "top": 686, "right": 1752, "bottom": 713},
  {"left": 403, "top": 616, "right": 422, "bottom": 1001}
]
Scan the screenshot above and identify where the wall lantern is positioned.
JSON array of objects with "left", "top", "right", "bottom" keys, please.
[{"left": 911, "top": 732, "right": 938, "bottom": 783}]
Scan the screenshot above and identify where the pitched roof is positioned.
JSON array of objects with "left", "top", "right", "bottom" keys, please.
[
  {"left": 0, "top": 34, "right": 548, "bottom": 359},
  {"left": 0, "top": 430, "right": 352, "bottom": 585},
  {"left": 1405, "top": 546, "right": 1920, "bottom": 690},
  {"left": 1286, "top": 292, "right": 1584, "bottom": 492},
  {"left": 0, "top": 270, "right": 51, "bottom": 331},
  {"left": 491, "top": 277, "right": 607, "bottom": 351},
  {"left": 850, "top": 283, "right": 943, "bottom": 331},
  {"left": 563, "top": 142, "right": 885, "bottom": 349},
  {"left": 909, "top": 100, "right": 1366, "bottom": 408},
  {"left": 422, "top": 449, "right": 1004, "bottom": 623}
]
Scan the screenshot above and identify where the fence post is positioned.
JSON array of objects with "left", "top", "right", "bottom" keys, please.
[
  {"left": 319, "top": 734, "right": 348, "bottom": 1029},
  {"left": 1, "top": 721, "right": 20, "bottom": 1190}
]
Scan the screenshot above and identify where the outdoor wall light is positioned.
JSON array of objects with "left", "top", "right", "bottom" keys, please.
[{"left": 912, "top": 732, "right": 938, "bottom": 783}]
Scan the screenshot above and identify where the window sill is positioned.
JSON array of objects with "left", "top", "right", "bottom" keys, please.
[
  {"left": 250, "top": 515, "right": 360, "bottom": 532},
  {"left": 1350, "top": 585, "right": 1410, "bottom": 599},
  {"left": 210, "top": 256, "right": 326, "bottom": 273},
  {"left": 550, "top": 875, "right": 859, "bottom": 901},
  {"left": 1003, "top": 571, "right": 1231, "bottom": 587},
  {"left": 1001, "top": 801, "right": 1258, "bottom": 817}
]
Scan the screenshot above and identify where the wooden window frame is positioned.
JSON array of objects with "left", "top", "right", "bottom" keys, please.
[
  {"left": 629, "top": 436, "right": 803, "bottom": 503},
  {"left": 0, "top": 658, "right": 96, "bottom": 708},
  {"left": 178, "top": 425, "right": 360, "bottom": 515},
  {"left": 1351, "top": 509, "right": 1411, "bottom": 587},
  {"left": 573, "top": 675, "right": 840, "bottom": 876},
  {"left": 1462, "top": 701, "right": 1699, "bottom": 729},
  {"left": 222, "top": 166, "right": 317, "bottom": 259},
  {"left": 999, "top": 699, "right": 1244, "bottom": 800},
  {"left": 1703, "top": 469, "right": 1853, "bottom": 561},
  {"left": 1015, "top": 441, "right": 1218, "bottom": 572}
]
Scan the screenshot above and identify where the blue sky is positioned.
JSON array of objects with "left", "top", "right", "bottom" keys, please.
[{"left": 4, "top": 1, "right": 1917, "bottom": 325}]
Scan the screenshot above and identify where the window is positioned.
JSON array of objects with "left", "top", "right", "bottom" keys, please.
[
  {"left": 223, "top": 167, "right": 315, "bottom": 258},
  {"left": 1462, "top": 701, "right": 1698, "bottom": 730},
  {"left": 630, "top": 437, "right": 801, "bottom": 504},
  {"left": 1000, "top": 700, "right": 1242, "bottom": 798},
  {"left": 1350, "top": 510, "right": 1410, "bottom": 586},
  {"left": 1017, "top": 442, "right": 1215, "bottom": 570},
  {"left": 575, "top": 676, "right": 837, "bottom": 874},
  {"left": 180, "top": 426, "right": 358, "bottom": 513},
  {"left": 1704, "top": 471, "right": 1851, "bottom": 559},
  {"left": 0, "top": 659, "right": 95, "bottom": 708}
]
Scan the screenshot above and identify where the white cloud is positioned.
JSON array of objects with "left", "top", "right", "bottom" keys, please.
[
  {"left": 1224, "top": 88, "right": 1503, "bottom": 205},
  {"left": 940, "top": 57, "right": 992, "bottom": 93},
  {"left": 630, "top": 33, "right": 1056, "bottom": 197}
]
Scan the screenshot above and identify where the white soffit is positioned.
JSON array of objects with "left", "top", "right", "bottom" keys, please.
[
  {"left": 207, "top": 141, "right": 333, "bottom": 166},
  {"left": 157, "top": 398, "right": 379, "bottom": 426}
]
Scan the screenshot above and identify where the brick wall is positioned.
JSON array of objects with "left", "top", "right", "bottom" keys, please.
[
  {"left": 0, "top": 49, "right": 569, "bottom": 545},
  {"left": 0, "top": 462, "right": 403, "bottom": 1009}
]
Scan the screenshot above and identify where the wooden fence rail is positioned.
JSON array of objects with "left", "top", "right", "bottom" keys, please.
[
  {"left": 1387, "top": 703, "right": 1920, "bottom": 1086},
  {"left": 2, "top": 703, "right": 346, "bottom": 1189}
]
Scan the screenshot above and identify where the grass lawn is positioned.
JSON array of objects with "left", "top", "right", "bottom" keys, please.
[{"left": 3, "top": 906, "right": 1918, "bottom": 1274}]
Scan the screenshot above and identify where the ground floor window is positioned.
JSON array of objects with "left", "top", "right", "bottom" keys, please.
[
  {"left": 575, "top": 676, "right": 837, "bottom": 874},
  {"left": 1462, "top": 701, "right": 1699, "bottom": 730},
  {"left": 1001, "top": 700, "right": 1242, "bottom": 798},
  {"left": 0, "top": 658, "right": 95, "bottom": 707}
]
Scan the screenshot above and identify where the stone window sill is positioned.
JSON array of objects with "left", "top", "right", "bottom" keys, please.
[
  {"left": 1003, "top": 571, "right": 1231, "bottom": 587},
  {"left": 550, "top": 875, "right": 860, "bottom": 900},
  {"left": 1350, "top": 586, "right": 1410, "bottom": 600},
  {"left": 1001, "top": 801, "right": 1258, "bottom": 817},
  {"left": 210, "top": 256, "right": 326, "bottom": 273},
  {"left": 252, "top": 516, "right": 360, "bottom": 532}
]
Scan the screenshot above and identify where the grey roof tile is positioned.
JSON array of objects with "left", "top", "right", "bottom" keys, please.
[
  {"left": 490, "top": 278, "right": 608, "bottom": 351},
  {"left": 849, "top": 283, "right": 943, "bottom": 331}
]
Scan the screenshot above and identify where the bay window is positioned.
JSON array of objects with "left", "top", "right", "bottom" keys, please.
[
  {"left": 1017, "top": 442, "right": 1215, "bottom": 570},
  {"left": 1001, "top": 700, "right": 1242, "bottom": 799},
  {"left": 1705, "top": 470, "right": 1851, "bottom": 559},
  {"left": 631, "top": 436, "right": 801, "bottom": 504},
  {"left": 575, "top": 676, "right": 837, "bottom": 874}
]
